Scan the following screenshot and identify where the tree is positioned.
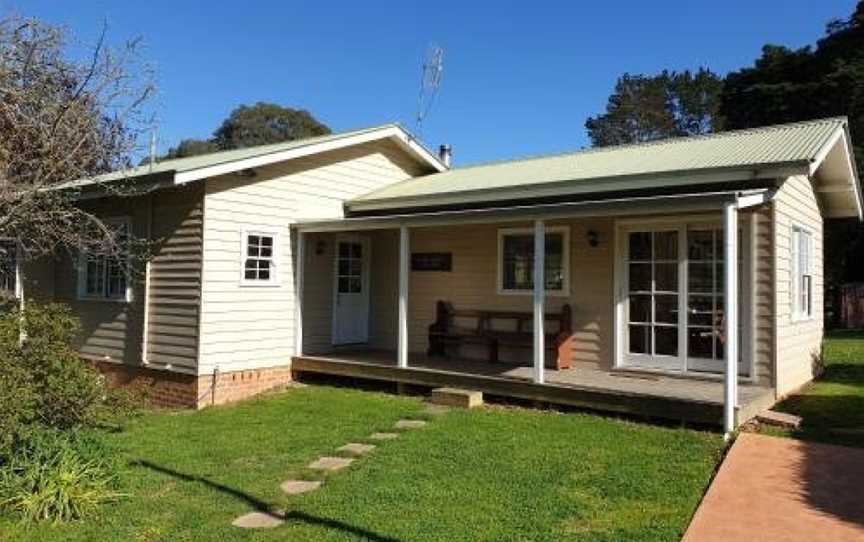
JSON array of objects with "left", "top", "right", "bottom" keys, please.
[
  {"left": 0, "top": 16, "right": 153, "bottom": 264},
  {"left": 162, "top": 138, "right": 218, "bottom": 160},
  {"left": 585, "top": 68, "right": 723, "bottom": 147},
  {"left": 158, "top": 102, "right": 331, "bottom": 161},
  {"left": 720, "top": 1, "right": 864, "bottom": 323},
  {"left": 213, "top": 102, "right": 330, "bottom": 149}
]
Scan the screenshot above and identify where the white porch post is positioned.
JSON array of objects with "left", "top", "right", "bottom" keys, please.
[
  {"left": 294, "top": 230, "right": 305, "bottom": 357},
  {"left": 533, "top": 219, "right": 545, "bottom": 384},
  {"left": 723, "top": 202, "right": 739, "bottom": 438},
  {"left": 398, "top": 225, "right": 410, "bottom": 368}
]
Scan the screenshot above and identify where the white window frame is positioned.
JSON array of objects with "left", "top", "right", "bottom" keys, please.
[
  {"left": 496, "top": 225, "right": 570, "bottom": 297},
  {"left": 791, "top": 224, "right": 814, "bottom": 321},
  {"left": 239, "top": 228, "right": 280, "bottom": 287},
  {"left": 76, "top": 217, "right": 132, "bottom": 303}
]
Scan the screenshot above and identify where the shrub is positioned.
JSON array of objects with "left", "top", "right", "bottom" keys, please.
[
  {"left": 0, "top": 302, "right": 106, "bottom": 458},
  {"left": 0, "top": 428, "right": 123, "bottom": 522}
]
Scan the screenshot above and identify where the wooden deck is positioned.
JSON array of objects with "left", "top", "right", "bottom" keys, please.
[{"left": 292, "top": 350, "right": 776, "bottom": 426}]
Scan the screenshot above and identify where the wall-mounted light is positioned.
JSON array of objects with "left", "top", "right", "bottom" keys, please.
[
  {"left": 587, "top": 230, "right": 599, "bottom": 247},
  {"left": 315, "top": 240, "right": 326, "bottom": 255}
]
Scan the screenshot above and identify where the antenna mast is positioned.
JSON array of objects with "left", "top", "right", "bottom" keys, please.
[{"left": 415, "top": 44, "right": 444, "bottom": 138}]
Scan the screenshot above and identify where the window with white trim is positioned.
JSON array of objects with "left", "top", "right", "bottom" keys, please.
[
  {"left": 242, "top": 231, "right": 277, "bottom": 285},
  {"left": 792, "top": 226, "right": 814, "bottom": 319},
  {"left": 78, "top": 219, "right": 131, "bottom": 301},
  {"left": 497, "top": 227, "right": 569, "bottom": 295},
  {"left": 0, "top": 240, "right": 19, "bottom": 298}
]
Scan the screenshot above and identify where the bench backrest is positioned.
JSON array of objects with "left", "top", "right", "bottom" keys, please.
[{"left": 433, "top": 301, "right": 572, "bottom": 334}]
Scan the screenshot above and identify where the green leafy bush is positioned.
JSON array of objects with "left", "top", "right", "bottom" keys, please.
[
  {"left": 0, "top": 302, "right": 106, "bottom": 458},
  {"left": 0, "top": 302, "right": 127, "bottom": 522},
  {"left": 0, "top": 429, "right": 122, "bottom": 522}
]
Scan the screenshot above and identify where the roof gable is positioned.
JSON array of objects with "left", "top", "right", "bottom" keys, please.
[{"left": 60, "top": 124, "right": 445, "bottom": 191}]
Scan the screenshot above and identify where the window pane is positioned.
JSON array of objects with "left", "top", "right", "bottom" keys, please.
[
  {"left": 350, "top": 243, "right": 362, "bottom": 258},
  {"left": 629, "top": 294, "right": 651, "bottom": 323},
  {"left": 261, "top": 236, "right": 273, "bottom": 248},
  {"left": 629, "top": 232, "right": 651, "bottom": 260},
  {"left": 258, "top": 268, "right": 270, "bottom": 281},
  {"left": 260, "top": 246, "right": 272, "bottom": 258},
  {"left": 688, "top": 328, "right": 714, "bottom": 358},
  {"left": 339, "top": 243, "right": 350, "bottom": 257},
  {"left": 338, "top": 260, "right": 349, "bottom": 275},
  {"left": 338, "top": 277, "right": 350, "bottom": 293},
  {"left": 654, "top": 326, "right": 678, "bottom": 356},
  {"left": 655, "top": 263, "right": 678, "bottom": 292},
  {"left": 349, "top": 259, "right": 362, "bottom": 277},
  {"left": 688, "top": 263, "right": 713, "bottom": 294},
  {"left": 349, "top": 277, "right": 362, "bottom": 293},
  {"left": 688, "top": 230, "right": 714, "bottom": 260},
  {"left": 629, "top": 325, "right": 650, "bottom": 354},
  {"left": 629, "top": 263, "right": 651, "bottom": 292},
  {"left": 687, "top": 295, "right": 714, "bottom": 326},
  {"left": 655, "top": 294, "right": 678, "bottom": 324},
  {"left": 654, "top": 231, "right": 678, "bottom": 260},
  {"left": 245, "top": 269, "right": 257, "bottom": 280}
]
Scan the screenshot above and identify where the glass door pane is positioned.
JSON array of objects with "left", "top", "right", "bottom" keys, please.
[{"left": 625, "top": 229, "right": 682, "bottom": 369}]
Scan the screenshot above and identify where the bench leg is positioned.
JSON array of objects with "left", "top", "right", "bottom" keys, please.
[{"left": 489, "top": 339, "right": 499, "bottom": 364}]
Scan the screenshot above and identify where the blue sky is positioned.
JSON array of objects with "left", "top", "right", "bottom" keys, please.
[{"left": 10, "top": 1, "right": 859, "bottom": 165}]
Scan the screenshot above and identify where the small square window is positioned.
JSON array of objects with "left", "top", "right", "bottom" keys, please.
[{"left": 242, "top": 231, "right": 278, "bottom": 285}]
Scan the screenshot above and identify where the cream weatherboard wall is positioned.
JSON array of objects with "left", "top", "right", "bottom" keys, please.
[
  {"left": 197, "top": 140, "right": 427, "bottom": 376},
  {"left": 773, "top": 174, "right": 825, "bottom": 396}
]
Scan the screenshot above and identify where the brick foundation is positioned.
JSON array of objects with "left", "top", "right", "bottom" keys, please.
[{"left": 92, "top": 361, "right": 293, "bottom": 409}]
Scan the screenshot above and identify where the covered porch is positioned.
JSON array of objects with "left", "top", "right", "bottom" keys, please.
[{"left": 293, "top": 189, "right": 776, "bottom": 431}]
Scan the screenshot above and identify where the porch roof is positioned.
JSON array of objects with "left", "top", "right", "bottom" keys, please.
[
  {"left": 295, "top": 187, "right": 771, "bottom": 232},
  {"left": 348, "top": 117, "right": 861, "bottom": 219}
]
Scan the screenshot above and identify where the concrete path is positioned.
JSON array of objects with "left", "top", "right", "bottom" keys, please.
[{"left": 683, "top": 433, "right": 864, "bottom": 542}]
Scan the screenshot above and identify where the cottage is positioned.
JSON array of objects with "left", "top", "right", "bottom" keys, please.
[{"left": 7, "top": 118, "right": 861, "bottom": 434}]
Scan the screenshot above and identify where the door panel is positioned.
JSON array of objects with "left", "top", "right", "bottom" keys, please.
[
  {"left": 332, "top": 238, "right": 370, "bottom": 345},
  {"left": 623, "top": 229, "right": 683, "bottom": 370}
]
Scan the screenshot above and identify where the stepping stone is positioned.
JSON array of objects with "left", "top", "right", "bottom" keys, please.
[
  {"left": 755, "top": 410, "right": 803, "bottom": 429},
  {"left": 337, "top": 442, "right": 376, "bottom": 455},
  {"left": 431, "top": 388, "right": 483, "bottom": 409},
  {"left": 308, "top": 456, "right": 354, "bottom": 471},
  {"left": 232, "top": 510, "right": 285, "bottom": 529},
  {"left": 280, "top": 479, "right": 322, "bottom": 495},
  {"left": 369, "top": 432, "right": 399, "bottom": 440},
  {"left": 394, "top": 419, "right": 427, "bottom": 430}
]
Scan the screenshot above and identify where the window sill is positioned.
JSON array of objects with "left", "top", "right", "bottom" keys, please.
[{"left": 239, "top": 281, "right": 281, "bottom": 288}]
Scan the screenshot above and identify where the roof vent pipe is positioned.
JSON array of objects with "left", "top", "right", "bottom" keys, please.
[{"left": 439, "top": 144, "right": 452, "bottom": 167}]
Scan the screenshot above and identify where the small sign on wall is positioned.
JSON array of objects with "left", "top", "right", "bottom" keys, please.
[{"left": 411, "top": 252, "right": 452, "bottom": 272}]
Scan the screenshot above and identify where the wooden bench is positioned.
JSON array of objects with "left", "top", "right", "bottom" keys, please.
[{"left": 427, "top": 301, "right": 574, "bottom": 369}]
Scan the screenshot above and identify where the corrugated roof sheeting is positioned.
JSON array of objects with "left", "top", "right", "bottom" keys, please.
[{"left": 351, "top": 117, "right": 847, "bottom": 206}]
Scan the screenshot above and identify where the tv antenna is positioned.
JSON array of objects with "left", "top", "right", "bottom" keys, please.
[{"left": 415, "top": 44, "right": 444, "bottom": 138}]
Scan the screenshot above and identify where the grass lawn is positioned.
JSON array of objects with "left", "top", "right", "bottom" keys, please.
[
  {"left": 0, "top": 385, "right": 722, "bottom": 542},
  {"left": 767, "top": 329, "right": 864, "bottom": 448}
]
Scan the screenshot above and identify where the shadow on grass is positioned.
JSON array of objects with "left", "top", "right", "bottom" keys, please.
[{"left": 133, "top": 460, "right": 402, "bottom": 542}]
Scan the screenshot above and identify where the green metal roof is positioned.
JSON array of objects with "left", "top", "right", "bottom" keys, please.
[
  {"left": 349, "top": 117, "right": 852, "bottom": 212},
  {"left": 59, "top": 123, "right": 438, "bottom": 189}
]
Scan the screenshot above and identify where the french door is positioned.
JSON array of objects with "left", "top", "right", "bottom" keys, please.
[{"left": 620, "top": 221, "right": 749, "bottom": 375}]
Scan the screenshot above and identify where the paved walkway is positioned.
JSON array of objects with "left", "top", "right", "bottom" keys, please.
[{"left": 683, "top": 433, "right": 864, "bottom": 542}]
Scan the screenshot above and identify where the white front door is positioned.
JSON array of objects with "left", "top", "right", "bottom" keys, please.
[{"left": 332, "top": 236, "right": 370, "bottom": 345}]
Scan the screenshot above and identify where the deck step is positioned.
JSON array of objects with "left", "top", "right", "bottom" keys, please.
[
  {"left": 755, "top": 410, "right": 802, "bottom": 429},
  {"left": 431, "top": 387, "right": 483, "bottom": 408}
]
